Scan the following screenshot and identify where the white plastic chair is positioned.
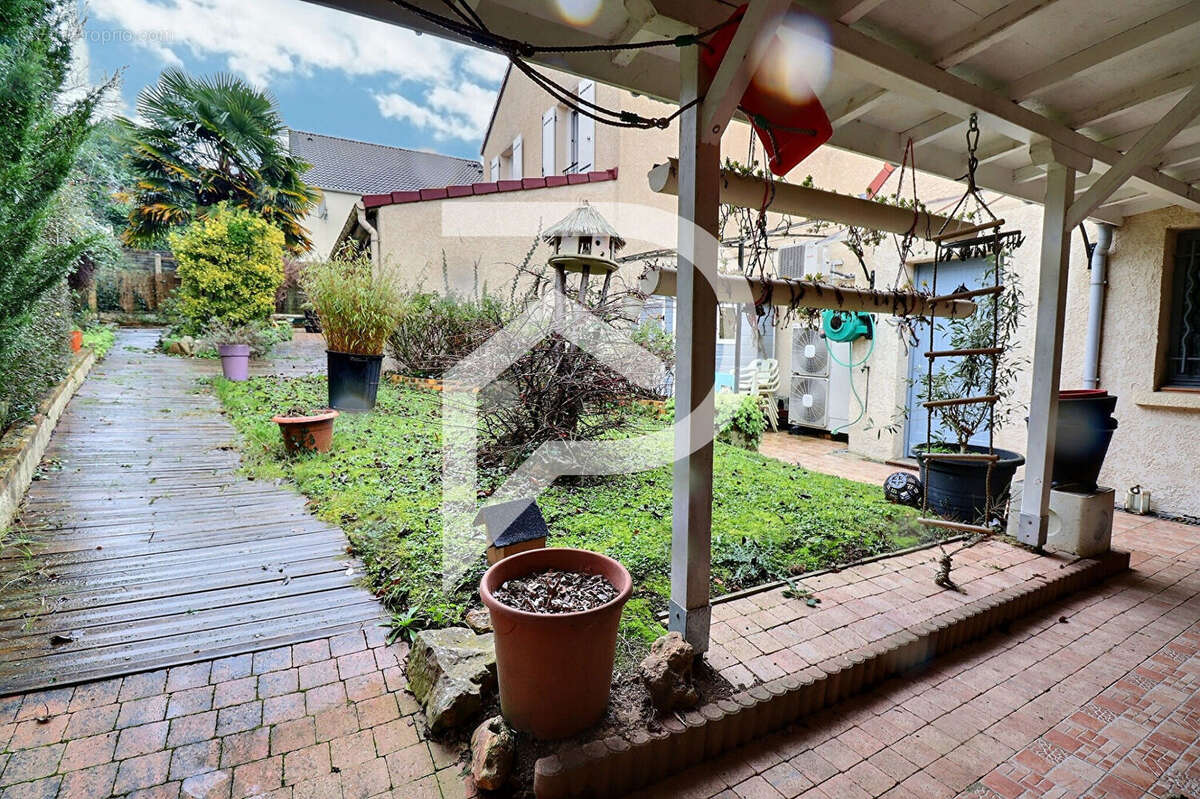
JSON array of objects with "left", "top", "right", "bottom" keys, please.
[{"left": 739, "top": 359, "right": 780, "bottom": 431}]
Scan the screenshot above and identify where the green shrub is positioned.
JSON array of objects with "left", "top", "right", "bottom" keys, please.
[
  {"left": 198, "top": 317, "right": 292, "bottom": 358},
  {"left": 170, "top": 204, "right": 285, "bottom": 333},
  {"left": 301, "top": 249, "right": 406, "bottom": 355},
  {"left": 81, "top": 325, "right": 116, "bottom": 358},
  {"left": 386, "top": 292, "right": 507, "bottom": 378},
  {"left": 664, "top": 391, "right": 767, "bottom": 449},
  {"left": 0, "top": 283, "right": 70, "bottom": 431}
]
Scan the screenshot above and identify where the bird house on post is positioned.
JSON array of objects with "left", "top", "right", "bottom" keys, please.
[
  {"left": 542, "top": 203, "right": 625, "bottom": 305},
  {"left": 475, "top": 498, "right": 550, "bottom": 565}
]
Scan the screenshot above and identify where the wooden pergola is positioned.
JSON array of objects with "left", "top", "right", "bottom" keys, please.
[{"left": 308, "top": 0, "right": 1200, "bottom": 651}]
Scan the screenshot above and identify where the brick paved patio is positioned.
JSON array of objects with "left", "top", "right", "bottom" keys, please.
[
  {"left": 757, "top": 433, "right": 906, "bottom": 486},
  {"left": 624, "top": 512, "right": 1200, "bottom": 799}
]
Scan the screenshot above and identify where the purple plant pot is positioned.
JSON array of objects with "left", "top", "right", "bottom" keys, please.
[{"left": 218, "top": 343, "right": 250, "bottom": 381}]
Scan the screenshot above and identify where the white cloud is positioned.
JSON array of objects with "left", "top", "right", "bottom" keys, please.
[
  {"left": 373, "top": 79, "right": 495, "bottom": 141},
  {"left": 87, "top": 0, "right": 506, "bottom": 141}
]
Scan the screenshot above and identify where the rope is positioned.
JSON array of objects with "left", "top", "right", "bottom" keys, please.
[{"left": 385, "top": 0, "right": 738, "bottom": 131}]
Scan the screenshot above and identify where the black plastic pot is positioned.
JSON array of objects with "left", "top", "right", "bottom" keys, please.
[
  {"left": 327, "top": 350, "right": 382, "bottom": 411},
  {"left": 1053, "top": 390, "right": 1118, "bottom": 490},
  {"left": 918, "top": 445, "right": 1024, "bottom": 524}
]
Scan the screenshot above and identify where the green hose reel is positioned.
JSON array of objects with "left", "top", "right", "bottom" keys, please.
[{"left": 821, "top": 309, "right": 874, "bottom": 342}]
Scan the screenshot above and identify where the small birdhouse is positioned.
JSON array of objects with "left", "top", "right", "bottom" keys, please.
[
  {"left": 475, "top": 498, "right": 549, "bottom": 564},
  {"left": 542, "top": 203, "right": 626, "bottom": 304}
]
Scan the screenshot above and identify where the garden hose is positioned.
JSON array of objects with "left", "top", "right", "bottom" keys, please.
[{"left": 827, "top": 334, "right": 874, "bottom": 435}]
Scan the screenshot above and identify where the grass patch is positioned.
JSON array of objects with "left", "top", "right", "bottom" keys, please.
[
  {"left": 82, "top": 325, "right": 116, "bottom": 359},
  {"left": 214, "top": 375, "right": 927, "bottom": 651}
]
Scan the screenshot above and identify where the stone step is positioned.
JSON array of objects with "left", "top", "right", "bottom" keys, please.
[{"left": 532, "top": 548, "right": 1131, "bottom": 798}]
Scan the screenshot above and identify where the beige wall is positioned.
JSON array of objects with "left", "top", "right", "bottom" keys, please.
[
  {"left": 302, "top": 189, "right": 361, "bottom": 261},
  {"left": 1060, "top": 206, "right": 1200, "bottom": 516}
]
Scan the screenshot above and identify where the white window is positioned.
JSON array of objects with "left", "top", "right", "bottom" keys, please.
[
  {"left": 490, "top": 157, "right": 500, "bottom": 181},
  {"left": 576, "top": 80, "right": 595, "bottom": 172},
  {"left": 510, "top": 136, "right": 523, "bottom": 180},
  {"left": 541, "top": 108, "right": 556, "bottom": 176}
]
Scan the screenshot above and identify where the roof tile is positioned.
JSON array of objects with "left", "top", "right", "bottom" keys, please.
[{"left": 289, "top": 130, "right": 482, "bottom": 195}]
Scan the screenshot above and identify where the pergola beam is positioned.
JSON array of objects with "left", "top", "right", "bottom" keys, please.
[
  {"left": 640, "top": 266, "right": 977, "bottom": 317},
  {"left": 827, "top": 0, "right": 889, "bottom": 24},
  {"left": 929, "top": 0, "right": 1061, "bottom": 68},
  {"left": 829, "top": 119, "right": 1126, "bottom": 224},
  {"left": 1067, "top": 64, "right": 1200, "bottom": 128},
  {"left": 648, "top": 157, "right": 979, "bottom": 238},
  {"left": 828, "top": 88, "right": 890, "bottom": 126},
  {"left": 1008, "top": 3, "right": 1200, "bottom": 99},
  {"left": 700, "top": 0, "right": 793, "bottom": 144},
  {"left": 1066, "top": 83, "right": 1200, "bottom": 230},
  {"left": 826, "top": 18, "right": 1200, "bottom": 212}
]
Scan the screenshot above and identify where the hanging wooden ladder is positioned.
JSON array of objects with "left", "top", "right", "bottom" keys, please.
[{"left": 917, "top": 218, "right": 1009, "bottom": 537}]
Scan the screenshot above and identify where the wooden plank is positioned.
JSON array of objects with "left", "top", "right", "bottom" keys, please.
[{"left": 0, "top": 328, "right": 382, "bottom": 694}]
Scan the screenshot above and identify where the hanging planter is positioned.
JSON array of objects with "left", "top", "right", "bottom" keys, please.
[
  {"left": 272, "top": 408, "right": 338, "bottom": 454},
  {"left": 1053, "top": 389, "right": 1118, "bottom": 491},
  {"left": 479, "top": 548, "right": 632, "bottom": 740}
]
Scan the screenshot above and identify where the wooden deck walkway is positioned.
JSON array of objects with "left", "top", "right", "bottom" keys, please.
[{"left": 0, "top": 328, "right": 383, "bottom": 695}]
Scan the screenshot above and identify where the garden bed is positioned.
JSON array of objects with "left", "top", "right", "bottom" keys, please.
[{"left": 214, "top": 375, "right": 928, "bottom": 656}]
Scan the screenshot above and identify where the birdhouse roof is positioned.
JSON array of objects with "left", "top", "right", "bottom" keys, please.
[
  {"left": 474, "top": 498, "right": 550, "bottom": 548},
  {"left": 542, "top": 204, "right": 625, "bottom": 251}
]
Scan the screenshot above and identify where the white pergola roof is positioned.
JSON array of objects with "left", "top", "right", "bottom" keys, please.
[{"left": 312, "top": 0, "right": 1200, "bottom": 225}]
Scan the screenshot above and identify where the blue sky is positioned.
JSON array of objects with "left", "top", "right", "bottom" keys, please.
[{"left": 79, "top": 0, "right": 509, "bottom": 161}]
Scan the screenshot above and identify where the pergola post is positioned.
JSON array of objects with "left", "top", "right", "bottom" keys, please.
[
  {"left": 670, "top": 44, "right": 719, "bottom": 652},
  {"left": 1017, "top": 160, "right": 1076, "bottom": 547}
]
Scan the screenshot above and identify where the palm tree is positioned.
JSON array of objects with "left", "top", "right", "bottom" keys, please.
[{"left": 119, "top": 69, "right": 320, "bottom": 254}]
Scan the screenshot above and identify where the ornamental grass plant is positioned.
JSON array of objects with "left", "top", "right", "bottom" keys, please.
[{"left": 301, "top": 249, "right": 406, "bottom": 355}]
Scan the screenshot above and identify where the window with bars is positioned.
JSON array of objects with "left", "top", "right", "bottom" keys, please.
[{"left": 1167, "top": 230, "right": 1200, "bottom": 387}]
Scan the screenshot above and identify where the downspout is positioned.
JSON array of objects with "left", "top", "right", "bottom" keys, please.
[
  {"left": 355, "top": 202, "right": 380, "bottom": 267},
  {"left": 1082, "top": 223, "right": 1114, "bottom": 389}
]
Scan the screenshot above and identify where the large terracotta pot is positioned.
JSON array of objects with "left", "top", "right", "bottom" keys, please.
[
  {"left": 479, "top": 547, "right": 632, "bottom": 740},
  {"left": 272, "top": 409, "right": 338, "bottom": 454}
]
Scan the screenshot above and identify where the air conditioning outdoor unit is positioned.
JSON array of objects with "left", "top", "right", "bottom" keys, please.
[
  {"left": 789, "top": 323, "right": 851, "bottom": 433},
  {"left": 790, "top": 375, "right": 830, "bottom": 429}
]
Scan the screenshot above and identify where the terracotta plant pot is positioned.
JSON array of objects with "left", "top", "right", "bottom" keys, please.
[
  {"left": 479, "top": 547, "right": 632, "bottom": 740},
  {"left": 271, "top": 409, "right": 338, "bottom": 454},
  {"left": 69, "top": 329, "right": 83, "bottom": 353},
  {"left": 218, "top": 343, "right": 251, "bottom": 381}
]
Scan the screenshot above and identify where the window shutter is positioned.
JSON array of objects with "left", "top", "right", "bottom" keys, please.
[
  {"left": 490, "top": 157, "right": 500, "bottom": 181},
  {"left": 541, "top": 108, "right": 556, "bottom": 176},
  {"left": 576, "top": 80, "right": 595, "bottom": 172},
  {"left": 511, "top": 136, "right": 523, "bottom": 180}
]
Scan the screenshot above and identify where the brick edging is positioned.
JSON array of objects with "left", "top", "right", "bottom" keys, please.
[
  {"left": 0, "top": 348, "right": 97, "bottom": 529},
  {"left": 532, "top": 549, "right": 1131, "bottom": 798}
]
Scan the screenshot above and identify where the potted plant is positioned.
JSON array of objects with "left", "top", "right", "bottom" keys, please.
[
  {"left": 914, "top": 257, "right": 1027, "bottom": 523},
  {"left": 202, "top": 318, "right": 271, "bottom": 382},
  {"left": 272, "top": 406, "right": 339, "bottom": 454},
  {"left": 300, "top": 249, "right": 406, "bottom": 411},
  {"left": 479, "top": 547, "right": 632, "bottom": 740}
]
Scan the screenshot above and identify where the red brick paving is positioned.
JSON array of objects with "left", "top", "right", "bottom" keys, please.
[
  {"left": 621, "top": 513, "right": 1200, "bottom": 798},
  {"left": 758, "top": 433, "right": 906, "bottom": 486},
  {"left": 0, "top": 628, "right": 468, "bottom": 798}
]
